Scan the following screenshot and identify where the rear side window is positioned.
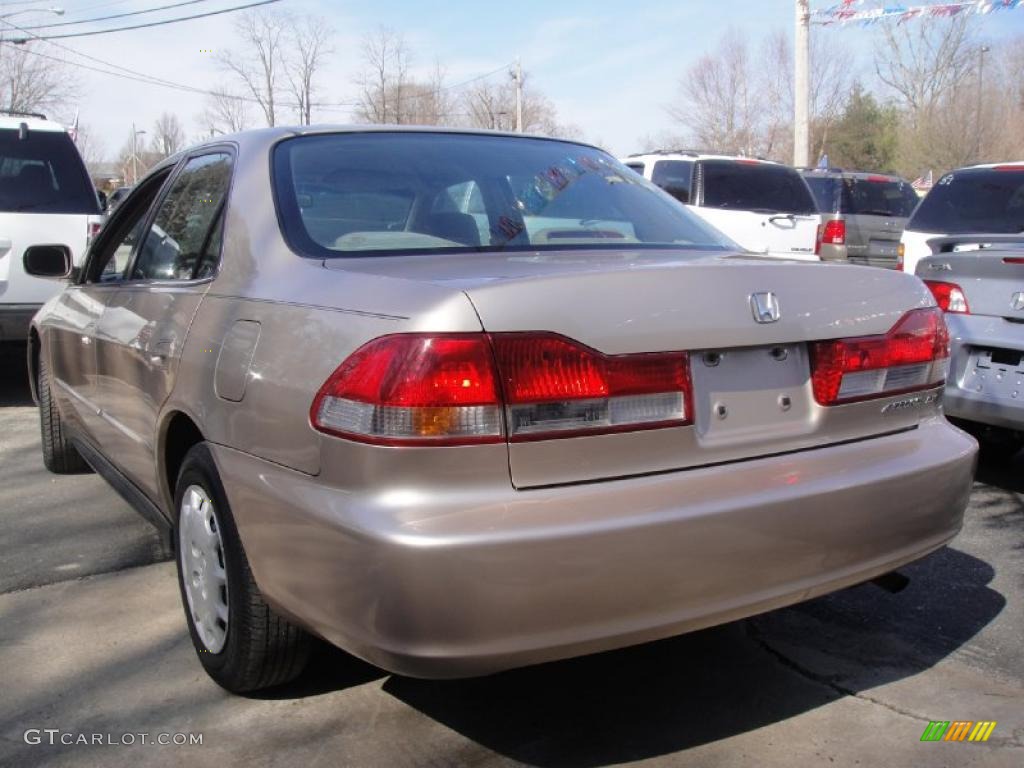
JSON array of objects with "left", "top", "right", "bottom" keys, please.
[
  {"left": 803, "top": 176, "right": 841, "bottom": 213},
  {"left": 700, "top": 160, "right": 817, "bottom": 215},
  {"left": 908, "top": 169, "right": 1024, "bottom": 234},
  {"left": 651, "top": 160, "right": 693, "bottom": 204},
  {"left": 0, "top": 128, "right": 99, "bottom": 214},
  {"left": 132, "top": 152, "right": 233, "bottom": 281}
]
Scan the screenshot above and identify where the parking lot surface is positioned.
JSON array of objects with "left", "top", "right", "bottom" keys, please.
[{"left": 1, "top": 344, "right": 1021, "bottom": 767}]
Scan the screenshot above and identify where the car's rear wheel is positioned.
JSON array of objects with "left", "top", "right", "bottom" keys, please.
[
  {"left": 174, "top": 443, "right": 311, "bottom": 692},
  {"left": 37, "top": 352, "right": 89, "bottom": 474}
]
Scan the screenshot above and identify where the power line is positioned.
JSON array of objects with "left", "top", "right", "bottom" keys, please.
[
  {"left": 16, "top": 0, "right": 215, "bottom": 30},
  {"left": 8, "top": 0, "right": 281, "bottom": 42}
]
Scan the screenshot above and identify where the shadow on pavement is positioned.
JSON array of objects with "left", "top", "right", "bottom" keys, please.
[{"left": 0, "top": 342, "right": 33, "bottom": 407}]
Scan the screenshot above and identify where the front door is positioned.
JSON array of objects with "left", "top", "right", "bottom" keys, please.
[{"left": 94, "top": 151, "right": 234, "bottom": 497}]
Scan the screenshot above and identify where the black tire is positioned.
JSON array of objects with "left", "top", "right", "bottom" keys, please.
[
  {"left": 37, "top": 352, "right": 89, "bottom": 474},
  {"left": 174, "top": 443, "right": 311, "bottom": 693}
]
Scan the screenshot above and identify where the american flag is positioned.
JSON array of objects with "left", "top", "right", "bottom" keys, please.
[{"left": 911, "top": 170, "right": 933, "bottom": 191}]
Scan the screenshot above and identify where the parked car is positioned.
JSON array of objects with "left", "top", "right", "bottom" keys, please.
[
  {"left": 27, "top": 128, "right": 975, "bottom": 693},
  {"left": 623, "top": 150, "right": 820, "bottom": 260},
  {"left": 916, "top": 233, "right": 1024, "bottom": 455},
  {"left": 0, "top": 111, "right": 103, "bottom": 343},
  {"left": 106, "top": 185, "right": 132, "bottom": 211},
  {"left": 900, "top": 162, "right": 1024, "bottom": 276},
  {"left": 800, "top": 169, "right": 919, "bottom": 268}
]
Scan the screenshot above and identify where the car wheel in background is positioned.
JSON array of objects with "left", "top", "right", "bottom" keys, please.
[
  {"left": 37, "top": 352, "right": 90, "bottom": 474},
  {"left": 174, "top": 443, "right": 312, "bottom": 693}
]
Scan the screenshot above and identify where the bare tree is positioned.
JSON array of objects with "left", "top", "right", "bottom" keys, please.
[
  {"left": 874, "top": 16, "right": 975, "bottom": 125},
  {"left": 199, "top": 86, "right": 251, "bottom": 136},
  {"left": 355, "top": 27, "right": 412, "bottom": 124},
  {"left": 73, "top": 123, "right": 106, "bottom": 168},
  {"left": 218, "top": 10, "right": 287, "bottom": 126},
  {"left": 0, "top": 44, "right": 77, "bottom": 115},
  {"left": 150, "top": 112, "right": 185, "bottom": 158},
  {"left": 463, "top": 70, "right": 575, "bottom": 136},
  {"left": 284, "top": 15, "right": 333, "bottom": 125}
]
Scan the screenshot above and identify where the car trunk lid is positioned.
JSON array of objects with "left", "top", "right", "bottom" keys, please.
[
  {"left": 325, "top": 249, "right": 942, "bottom": 487},
  {"left": 918, "top": 235, "right": 1024, "bottom": 320}
]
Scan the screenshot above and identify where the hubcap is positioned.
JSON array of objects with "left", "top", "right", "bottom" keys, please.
[{"left": 179, "top": 485, "right": 229, "bottom": 653}]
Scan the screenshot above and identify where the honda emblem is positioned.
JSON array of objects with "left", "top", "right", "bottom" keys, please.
[
  {"left": 751, "top": 292, "right": 781, "bottom": 324},
  {"left": 1012, "top": 292, "right": 1024, "bottom": 312}
]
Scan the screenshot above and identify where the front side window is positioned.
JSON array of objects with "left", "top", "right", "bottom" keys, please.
[
  {"left": 651, "top": 160, "right": 693, "bottom": 204},
  {"left": 907, "top": 169, "right": 1024, "bottom": 234},
  {"left": 0, "top": 128, "right": 99, "bottom": 214},
  {"left": 273, "top": 133, "right": 733, "bottom": 258},
  {"left": 132, "top": 152, "right": 233, "bottom": 280},
  {"left": 701, "top": 160, "right": 817, "bottom": 215}
]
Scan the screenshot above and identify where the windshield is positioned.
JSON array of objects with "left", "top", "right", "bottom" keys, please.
[
  {"left": 700, "top": 160, "right": 817, "bottom": 215},
  {"left": 273, "top": 133, "right": 734, "bottom": 258},
  {"left": 0, "top": 128, "right": 100, "bottom": 214},
  {"left": 907, "top": 168, "right": 1024, "bottom": 234},
  {"left": 804, "top": 175, "right": 918, "bottom": 217}
]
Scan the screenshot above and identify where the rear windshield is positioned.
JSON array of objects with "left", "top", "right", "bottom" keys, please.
[
  {"left": 0, "top": 128, "right": 99, "bottom": 214},
  {"left": 907, "top": 168, "right": 1024, "bottom": 234},
  {"left": 272, "top": 133, "right": 734, "bottom": 258},
  {"left": 805, "top": 176, "right": 919, "bottom": 217},
  {"left": 700, "top": 160, "right": 816, "bottom": 215}
]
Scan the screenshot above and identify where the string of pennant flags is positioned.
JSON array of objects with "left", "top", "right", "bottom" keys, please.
[{"left": 813, "top": 0, "right": 1023, "bottom": 25}]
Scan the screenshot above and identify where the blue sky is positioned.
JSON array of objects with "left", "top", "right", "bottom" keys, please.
[{"left": 16, "top": 0, "right": 1024, "bottom": 160}]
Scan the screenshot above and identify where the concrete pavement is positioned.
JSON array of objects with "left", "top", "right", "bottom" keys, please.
[{"left": 1, "top": 347, "right": 1021, "bottom": 767}]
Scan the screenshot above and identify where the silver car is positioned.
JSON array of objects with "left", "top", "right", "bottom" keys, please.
[
  {"left": 801, "top": 169, "right": 920, "bottom": 268},
  {"left": 917, "top": 234, "right": 1024, "bottom": 455},
  {"left": 24, "top": 127, "right": 976, "bottom": 693}
]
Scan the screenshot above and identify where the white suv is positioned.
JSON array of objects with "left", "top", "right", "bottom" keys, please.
[
  {"left": 0, "top": 111, "right": 102, "bottom": 343},
  {"left": 900, "top": 162, "right": 1024, "bottom": 276},
  {"left": 623, "top": 150, "right": 821, "bottom": 260}
]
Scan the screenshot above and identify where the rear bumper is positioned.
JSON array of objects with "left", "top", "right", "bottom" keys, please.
[
  {"left": 212, "top": 418, "right": 976, "bottom": 678},
  {"left": 944, "top": 313, "right": 1024, "bottom": 431},
  {"left": 0, "top": 304, "right": 40, "bottom": 342}
]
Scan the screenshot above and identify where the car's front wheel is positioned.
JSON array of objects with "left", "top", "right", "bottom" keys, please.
[{"left": 174, "top": 443, "right": 311, "bottom": 693}]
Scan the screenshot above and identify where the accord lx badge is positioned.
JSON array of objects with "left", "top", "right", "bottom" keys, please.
[
  {"left": 1012, "top": 291, "right": 1024, "bottom": 311},
  {"left": 751, "top": 292, "right": 780, "bottom": 324},
  {"left": 881, "top": 392, "right": 939, "bottom": 414}
]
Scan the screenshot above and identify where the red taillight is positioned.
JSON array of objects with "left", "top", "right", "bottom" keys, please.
[
  {"left": 1003, "top": 257, "right": 1024, "bottom": 265},
  {"left": 311, "top": 333, "right": 693, "bottom": 445},
  {"left": 821, "top": 219, "right": 846, "bottom": 245},
  {"left": 993, "top": 165, "right": 1024, "bottom": 172},
  {"left": 897, "top": 242, "right": 905, "bottom": 271},
  {"left": 866, "top": 175, "right": 892, "bottom": 183},
  {"left": 809, "top": 308, "right": 949, "bottom": 406},
  {"left": 87, "top": 221, "right": 102, "bottom": 245},
  {"left": 490, "top": 333, "right": 692, "bottom": 441},
  {"left": 310, "top": 334, "right": 503, "bottom": 446},
  {"left": 923, "top": 280, "right": 970, "bottom": 314}
]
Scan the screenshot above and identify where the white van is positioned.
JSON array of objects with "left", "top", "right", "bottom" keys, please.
[
  {"left": 0, "top": 111, "right": 102, "bottom": 343},
  {"left": 623, "top": 150, "right": 821, "bottom": 260}
]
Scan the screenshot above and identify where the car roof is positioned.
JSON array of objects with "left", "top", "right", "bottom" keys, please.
[
  {"left": 798, "top": 169, "right": 908, "bottom": 182},
  {"left": 0, "top": 113, "right": 68, "bottom": 133},
  {"left": 624, "top": 151, "right": 785, "bottom": 165},
  {"left": 186, "top": 124, "right": 601, "bottom": 155}
]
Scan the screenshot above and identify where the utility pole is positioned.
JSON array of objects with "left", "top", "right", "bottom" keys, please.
[
  {"left": 794, "top": 0, "right": 810, "bottom": 167},
  {"left": 511, "top": 59, "right": 523, "bottom": 133},
  {"left": 131, "top": 122, "right": 139, "bottom": 186},
  {"left": 975, "top": 44, "right": 990, "bottom": 163}
]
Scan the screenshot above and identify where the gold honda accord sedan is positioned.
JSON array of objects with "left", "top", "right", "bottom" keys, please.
[{"left": 24, "top": 127, "right": 976, "bottom": 693}]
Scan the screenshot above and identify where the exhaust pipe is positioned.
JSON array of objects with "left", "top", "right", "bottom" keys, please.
[{"left": 871, "top": 571, "right": 910, "bottom": 594}]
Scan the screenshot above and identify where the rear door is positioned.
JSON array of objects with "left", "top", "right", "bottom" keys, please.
[
  {"left": 692, "top": 160, "right": 820, "bottom": 260},
  {"left": 842, "top": 176, "right": 918, "bottom": 268},
  {"left": 0, "top": 127, "right": 98, "bottom": 336},
  {"left": 93, "top": 150, "right": 233, "bottom": 497}
]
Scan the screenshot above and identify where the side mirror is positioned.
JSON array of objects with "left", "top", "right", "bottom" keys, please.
[{"left": 23, "top": 245, "right": 73, "bottom": 279}]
